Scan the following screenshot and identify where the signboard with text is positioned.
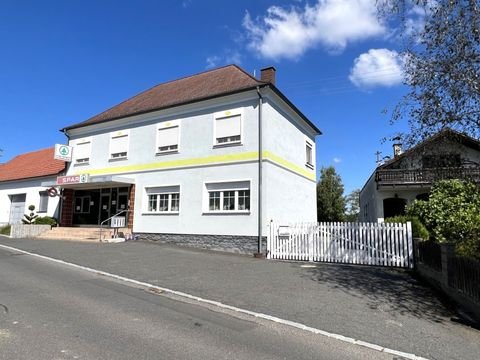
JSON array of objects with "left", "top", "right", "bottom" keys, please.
[
  {"left": 56, "top": 174, "right": 89, "bottom": 185},
  {"left": 54, "top": 144, "right": 73, "bottom": 162}
]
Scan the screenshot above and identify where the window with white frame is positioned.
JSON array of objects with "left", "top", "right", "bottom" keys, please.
[
  {"left": 110, "top": 130, "right": 129, "bottom": 159},
  {"left": 157, "top": 122, "right": 179, "bottom": 154},
  {"left": 73, "top": 138, "right": 91, "bottom": 165},
  {"left": 305, "top": 141, "right": 314, "bottom": 168},
  {"left": 214, "top": 111, "right": 242, "bottom": 146},
  {"left": 205, "top": 181, "right": 250, "bottom": 213},
  {"left": 145, "top": 185, "right": 180, "bottom": 213},
  {"left": 38, "top": 191, "right": 48, "bottom": 212}
]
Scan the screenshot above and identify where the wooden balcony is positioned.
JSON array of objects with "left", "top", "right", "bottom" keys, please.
[{"left": 375, "top": 167, "right": 480, "bottom": 187}]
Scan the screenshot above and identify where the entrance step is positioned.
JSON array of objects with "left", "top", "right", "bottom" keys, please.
[{"left": 35, "top": 227, "right": 130, "bottom": 242}]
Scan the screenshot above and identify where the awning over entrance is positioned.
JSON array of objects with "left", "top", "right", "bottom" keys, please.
[{"left": 41, "top": 175, "right": 135, "bottom": 189}]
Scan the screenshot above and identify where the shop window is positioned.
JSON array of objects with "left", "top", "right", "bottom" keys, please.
[{"left": 74, "top": 196, "right": 90, "bottom": 213}]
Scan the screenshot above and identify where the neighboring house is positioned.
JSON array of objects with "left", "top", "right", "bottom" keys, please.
[
  {"left": 44, "top": 65, "right": 321, "bottom": 251},
  {"left": 360, "top": 129, "right": 480, "bottom": 222},
  {"left": 0, "top": 148, "right": 65, "bottom": 225}
]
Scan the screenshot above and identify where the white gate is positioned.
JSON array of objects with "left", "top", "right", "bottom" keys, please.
[{"left": 267, "top": 222, "right": 413, "bottom": 268}]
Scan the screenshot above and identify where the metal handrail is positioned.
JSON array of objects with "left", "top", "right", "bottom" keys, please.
[{"left": 99, "top": 209, "right": 129, "bottom": 242}]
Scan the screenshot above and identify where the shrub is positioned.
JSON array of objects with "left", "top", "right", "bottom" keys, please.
[
  {"left": 407, "top": 179, "right": 480, "bottom": 259},
  {"left": 384, "top": 215, "right": 430, "bottom": 240},
  {"left": 34, "top": 216, "right": 57, "bottom": 226},
  {"left": 0, "top": 225, "right": 11, "bottom": 236},
  {"left": 22, "top": 204, "right": 38, "bottom": 225}
]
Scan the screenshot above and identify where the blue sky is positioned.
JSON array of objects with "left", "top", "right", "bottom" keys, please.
[{"left": 0, "top": 0, "right": 417, "bottom": 194}]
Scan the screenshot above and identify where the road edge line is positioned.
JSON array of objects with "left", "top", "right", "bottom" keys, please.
[{"left": 0, "top": 243, "right": 429, "bottom": 360}]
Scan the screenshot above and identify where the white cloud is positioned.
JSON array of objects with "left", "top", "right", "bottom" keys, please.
[
  {"left": 243, "top": 0, "right": 386, "bottom": 60},
  {"left": 205, "top": 50, "right": 242, "bottom": 69},
  {"left": 206, "top": 55, "right": 221, "bottom": 69},
  {"left": 349, "top": 48, "right": 404, "bottom": 88},
  {"left": 333, "top": 157, "right": 342, "bottom": 164}
]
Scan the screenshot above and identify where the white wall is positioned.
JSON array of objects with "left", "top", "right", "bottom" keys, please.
[
  {"left": 263, "top": 162, "right": 317, "bottom": 226},
  {"left": 66, "top": 94, "right": 260, "bottom": 176},
  {"left": 134, "top": 162, "right": 259, "bottom": 236},
  {"left": 63, "top": 90, "right": 319, "bottom": 236},
  {"left": 0, "top": 177, "right": 60, "bottom": 225}
]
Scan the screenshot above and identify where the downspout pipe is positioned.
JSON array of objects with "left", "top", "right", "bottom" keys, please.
[{"left": 255, "top": 86, "right": 264, "bottom": 257}]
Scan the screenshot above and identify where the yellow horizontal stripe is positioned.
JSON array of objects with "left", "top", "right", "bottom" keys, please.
[
  {"left": 263, "top": 150, "right": 315, "bottom": 181},
  {"left": 77, "top": 151, "right": 315, "bottom": 181}
]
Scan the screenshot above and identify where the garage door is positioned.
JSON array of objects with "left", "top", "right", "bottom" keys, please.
[{"left": 9, "top": 194, "right": 26, "bottom": 224}]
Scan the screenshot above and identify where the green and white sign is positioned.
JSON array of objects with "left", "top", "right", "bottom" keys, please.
[{"left": 54, "top": 144, "right": 73, "bottom": 162}]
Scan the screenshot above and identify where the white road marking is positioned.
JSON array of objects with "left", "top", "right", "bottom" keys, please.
[{"left": 0, "top": 243, "right": 429, "bottom": 360}]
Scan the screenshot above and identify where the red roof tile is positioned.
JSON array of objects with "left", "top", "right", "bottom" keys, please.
[
  {"left": 0, "top": 148, "right": 65, "bottom": 182},
  {"left": 64, "top": 65, "right": 267, "bottom": 130}
]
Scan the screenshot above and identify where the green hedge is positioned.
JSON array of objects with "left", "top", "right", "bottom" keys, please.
[
  {"left": 34, "top": 216, "right": 57, "bottom": 226},
  {"left": 0, "top": 225, "right": 11, "bottom": 236},
  {"left": 384, "top": 215, "right": 430, "bottom": 240}
]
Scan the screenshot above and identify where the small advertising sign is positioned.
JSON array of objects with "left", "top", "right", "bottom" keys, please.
[{"left": 54, "top": 144, "right": 73, "bottom": 162}]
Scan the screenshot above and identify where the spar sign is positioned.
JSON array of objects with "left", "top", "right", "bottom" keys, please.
[
  {"left": 54, "top": 144, "right": 73, "bottom": 162},
  {"left": 56, "top": 174, "right": 90, "bottom": 185}
]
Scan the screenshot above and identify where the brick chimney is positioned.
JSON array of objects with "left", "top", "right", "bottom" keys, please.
[
  {"left": 392, "top": 136, "right": 403, "bottom": 157},
  {"left": 260, "top": 66, "right": 276, "bottom": 85}
]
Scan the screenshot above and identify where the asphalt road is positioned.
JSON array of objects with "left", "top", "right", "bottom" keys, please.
[
  {"left": 0, "top": 246, "right": 396, "bottom": 360},
  {"left": 2, "top": 238, "right": 478, "bottom": 360}
]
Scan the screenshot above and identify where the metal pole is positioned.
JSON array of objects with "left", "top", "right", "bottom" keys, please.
[{"left": 256, "top": 87, "right": 263, "bottom": 256}]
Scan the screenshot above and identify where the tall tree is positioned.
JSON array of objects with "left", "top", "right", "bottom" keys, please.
[
  {"left": 344, "top": 189, "right": 360, "bottom": 222},
  {"left": 381, "top": 0, "right": 480, "bottom": 144},
  {"left": 317, "top": 166, "right": 345, "bottom": 222}
]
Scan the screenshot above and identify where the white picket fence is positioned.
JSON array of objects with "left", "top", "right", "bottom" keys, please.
[{"left": 267, "top": 222, "right": 414, "bottom": 268}]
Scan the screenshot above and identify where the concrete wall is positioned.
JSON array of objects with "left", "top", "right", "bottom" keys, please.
[
  {"left": 10, "top": 224, "right": 51, "bottom": 238},
  {"left": 0, "top": 177, "right": 60, "bottom": 226},
  {"left": 138, "top": 233, "right": 266, "bottom": 255}
]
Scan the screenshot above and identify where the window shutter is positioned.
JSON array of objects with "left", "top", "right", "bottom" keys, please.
[
  {"left": 216, "top": 115, "right": 241, "bottom": 139},
  {"left": 111, "top": 135, "right": 128, "bottom": 155},
  {"left": 75, "top": 141, "right": 91, "bottom": 160},
  {"left": 157, "top": 126, "right": 179, "bottom": 147}
]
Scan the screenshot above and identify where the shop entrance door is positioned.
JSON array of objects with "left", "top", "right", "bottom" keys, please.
[{"left": 100, "top": 194, "right": 110, "bottom": 224}]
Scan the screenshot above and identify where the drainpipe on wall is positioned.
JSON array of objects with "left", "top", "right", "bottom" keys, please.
[{"left": 254, "top": 86, "right": 264, "bottom": 258}]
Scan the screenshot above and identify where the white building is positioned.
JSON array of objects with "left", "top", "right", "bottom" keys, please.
[
  {"left": 0, "top": 148, "right": 65, "bottom": 225},
  {"left": 360, "top": 129, "right": 480, "bottom": 222},
  {"left": 49, "top": 65, "right": 321, "bottom": 253}
]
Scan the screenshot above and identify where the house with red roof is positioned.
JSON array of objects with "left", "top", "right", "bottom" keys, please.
[
  {"left": 43, "top": 65, "right": 321, "bottom": 253},
  {"left": 0, "top": 147, "right": 65, "bottom": 225}
]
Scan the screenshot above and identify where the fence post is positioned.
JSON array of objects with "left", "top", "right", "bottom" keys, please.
[
  {"left": 308, "top": 224, "right": 314, "bottom": 262},
  {"left": 440, "top": 243, "right": 455, "bottom": 287},
  {"left": 267, "top": 220, "right": 273, "bottom": 259}
]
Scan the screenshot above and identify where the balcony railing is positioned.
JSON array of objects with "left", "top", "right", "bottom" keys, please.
[{"left": 375, "top": 167, "right": 480, "bottom": 185}]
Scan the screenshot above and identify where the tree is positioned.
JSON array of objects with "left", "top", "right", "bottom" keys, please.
[
  {"left": 380, "top": 1, "right": 480, "bottom": 144},
  {"left": 407, "top": 179, "right": 480, "bottom": 259},
  {"left": 316, "top": 167, "right": 345, "bottom": 222},
  {"left": 344, "top": 189, "right": 360, "bottom": 222}
]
